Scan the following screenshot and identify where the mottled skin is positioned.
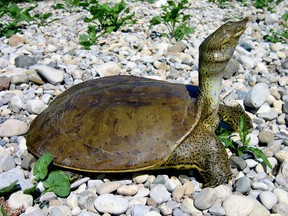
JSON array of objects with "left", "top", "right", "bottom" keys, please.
[{"left": 27, "top": 18, "right": 249, "bottom": 187}]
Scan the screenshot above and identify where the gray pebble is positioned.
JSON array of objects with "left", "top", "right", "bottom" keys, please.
[
  {"left": 149, "top": 184, "right": 170, "bottom": 204},
  {"left": 272, "top": 203, "right": 288, "bottom": 215},
  {"left": 35, "top": 65, "right": 64, "bottom": 85},
  {"left": 172, "top": 208, "right": 187, "bottom": 216},
  {"left": 26, "top": 99, "right": 47, "bottom": 114},
  {"left": 94, "top": 194, "right": 128, "bottom": 214},
  {"left": 0, "top": 152, "right": 15, "bottom": 172},
  {"left": 78, "top": 189, "right": 97, "bottom": 212},
  {"left": 244, "top": 83, "right": 270, "bottom": 108},
  {"left": 229, "top": 156, "right": 247, "bottom": 170},
  {"left": 11, "top": 74, "right": 29, "bottom": 84},
  {"left": 235, "top": 176, "right": 251, "bottom": 194},
  {"left": 0, "top": 119, "right": 29, "bottom": 137},
  {"left": 258, "top": 129, "right": 274, "bottom": 144},
  {"left": 15, "top": 56, "right": 37, "bottom": 69},
  {"left": 130, "top": 204, "right": 150, "bottom": 216},
  {"left": 194, "top": 187, "right": 217, "bottom": 210},
  {"left": 209, "top": 204, "right": 225, "bottom": 216}
]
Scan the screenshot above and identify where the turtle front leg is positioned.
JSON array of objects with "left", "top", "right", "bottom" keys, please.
[{"left": 163, "top": 130, "right": 231, "bottom": 188}]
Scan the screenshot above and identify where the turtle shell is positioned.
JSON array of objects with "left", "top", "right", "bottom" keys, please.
[{"left": 26, "top": 75, "right": 201, "bottom": 172}]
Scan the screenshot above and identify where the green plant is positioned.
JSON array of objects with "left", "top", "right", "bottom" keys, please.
[
  {"left": 264, "top": 12, "right": 288, "bottom": 43},
  {"left": 150, "top": 0, "right": 194, "bottom": 41},
  {"left": 32, "top": 153, "right": 71, "bottom": 197},
  {"left": 208, "top": 0, "right": 229, "bottom": 8},
  {"left": 217, "top": 116, "right": 272, "bottom": 169},
  {"left": 80, "top": 0, "right": 135, "bottom": 49}
]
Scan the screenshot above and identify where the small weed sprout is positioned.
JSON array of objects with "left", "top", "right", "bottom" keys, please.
[{"left": 150, "top": 0, "right": 195, "bottom": 41}]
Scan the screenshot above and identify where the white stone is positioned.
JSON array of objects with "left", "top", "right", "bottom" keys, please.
[
  {"left": 149, "top": 184, "right": 170, "bottom": 204},
  {"left": 132, "top": 173, "right": 149, "bottom": 184},
  {"left": 8, "top": 191, "right": 33, "bottom": 210},
  {"left": 94, "top": 194, "right": 128, "bottom": 214},
  {"left": 239, "top": 55, "right": 255, "bottom": 69},
  {"left": 273, "top": 188, "right": 288, "bottom": 205},
  {"left": 95, "top": 62, "right": 121, "bottom": 77},
  {"left": 0, "top": 119, "right": 29, "bottom": 137},
  {"left": 117, "top": 185, "right": 138, "bottom": 196},
  {"left": 0, "top": 152, "right": 15, "bottom": 172},
  {"left": 244, "top": 83, "right": 270, "bottom": 108},
  {"left": 96, "top": 181, "right": 122, "bottom": 195},
  {"left": 66, "top": 193, "right": 79, "bottom": 209},
  {"left": 10, "top": 95, "right": 25, "bottom": 111},
  {"left": 26, "top": 99, "right": 47, "bottom": 114},
  {"left": 245, "top": 159, "right": 259, "bottom": 168},
  {"left": 194, "top": 188, "right": 217, "bottom": 210},
  {"left": 181, "top": 197, "right": 202, "bottom": 215},
  {"left": 35, "top": 65, "right": 64, "bottom": 84},
  {"left": 246, "top": 133, "right": 259, "bottom": 147},
  {"left": 259, "top": 191, "right": 277, "bottom": 210}
]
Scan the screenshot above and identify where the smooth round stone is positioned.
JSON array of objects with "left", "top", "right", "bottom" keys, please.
[
  {"left": 66, "top": 193, "right": 78, "bottom": 209},
  {"left": 245, "top": 159, "right": 258, "bottom": 168},
  {"left": 229, "top": 155, "right": 247, "bottom": 170},
  {"left": 132, "top": 173, "right": 149, "bottom": 184},
  {"left": 278, "top": 158, "right": 288, "bottom": 178},
  {"left": 8, "top": 191, "right": 33, "bottom": 210},
  {"left": 172, "top": 185, "right": 185, "bottom": 202},
  {"left": 144, "top": 211, "right": 161, "bottom": 216},
  {"left": 26, "top": 99, "right": 47, "bottom": 114},
  {"left": 209, "top": 204, "right": 225, "bottom": 216},
  {"left": 183, "top": 181, "right": 195, "bottom": 195},
  {"left": 94, "top": 194, "right": 128, "bottom": 214},
  {"left": 158, "top": 203, "right": 172, "bottom": 215},
  {"left": 274, "top": 150, "right": 288, "bottom": 163},
  {"left": 223, "top": 195, "right": 254, "bottom": 216},
  {"left": 244, "top": 83, "right": 270, "bottom": 108},
  {"left": 39, "top": 192, "right": 57, "bottom": 202},
  {"left": 246, "top": 133, "right": 259, "bottom": 146},
  {"left": 134, "top": 187, "right": 150, "bottom": 198},
  {"left": 11, "top": 95, "right": 25, "bottom": 111},
  {"left": 14, "top": 55, "right": 37, "bottom": 69},
  {"left": 95, "top": 61, "right": 121, "bottom": 77},
  {"left": 172, "top": 208, "right": 186, "bottom": 216},
  {"left": 239, "top": 55, "right": 255, "bottom": 69},
  {"left": 149, "top": 184, "right": 170, "bottom": 204},
  {"left": 273, "top": 188, "right": 288, "bottom": 205},
  {"left": 259, "top": 191, "right": 277, "bottom": 210},
  {"left": 164, "top": 177, "right": 182, "bottom": 192},
  {"left": 70, "top": 177, "right": 90, "bottom": 189},
  {"left": 235, "top": 176, "right": 251, "bottom": 194},
  {"left": 35, "top": 65, "right": 64, "bottom": 85},
  {"left": 180, "top": 197, "right": 202, "bottom": 215},
  {"left": 11, "top": 74, "right": 29, "bottom": 84},
  {"left": 251, "top": 182, "right": 268, "bottom": 191},
  {"left": 0, "top": 153, "right": 15, "bottom": 172},
  {"left": 49, "top": 205, "right": 72, "bottom": 216},
  {"left": 117, "top": 185, "right": 138, "bottom": 196},
  {"left": 194, "top": 188, "right": 217, "bottom": 210},
  {"left": 97, "top": 181, "right": 122, "bottom": 195},
  {"left": 258, "top": 129, "right": 274, "bottom": 144},
  {"left": 272, "top": 203, "right": 288, "bottom": 215},
  {"left": 0, "top": 119, "right": 29, "bottom": 137},
  {"left": 257, "top": 108, "right": 278, "bottom": 121},
  {"left": 130, "top": 204, "right": 150, "bottom": 216},
  {"left": 78, "top": 189, "right": 97, "bottom": 212},
  {"left": 214, "top": 185, "right": 231, "bottom": 202}
]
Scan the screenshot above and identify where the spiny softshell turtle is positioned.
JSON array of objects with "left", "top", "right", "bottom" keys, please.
[{"left": 27, "top": 17, "right": 250, "bottom": 187}]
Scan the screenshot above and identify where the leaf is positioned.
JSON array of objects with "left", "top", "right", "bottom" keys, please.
[
  {"left": 0, "top": 206, "right": 7, "bottom": 216},
  {"left": 246, "top": 147, "right": 272, "bottom": 169},
  {"left": 0, "top": 181, "right": 19, "bottom": 196},
  {"left": 33, "top": 153, "right": 53, "bottom": 181},
  {"left": 23, "top": 185, "right": 37, "bottom": 195},
  {"left": 43, "top": 171, "right": 71, "bottom": 197}
]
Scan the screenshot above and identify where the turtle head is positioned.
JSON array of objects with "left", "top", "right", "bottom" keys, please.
[{"left": 199, "top": 17, "right": 249, "bottom": 76}]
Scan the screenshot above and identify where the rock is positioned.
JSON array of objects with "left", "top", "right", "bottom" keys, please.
[
  {"left": 0, "top": 152, "right": 15, "bottom": 172},
  {"left": 180, "top": 197, "right": 202, "bottom": 215},
  {"left": 11, "top": 95, "right": 25, "bottom": 111},
  {"left": 209, "top": 204, "right": 225, "bottom": 216},
  {"left": 239, "top": 55, "right": 255, "bottom": 69},
  {"left": 194, "top": 187, "right": 217, "bottom": 210},
  {"left": 229, "top": 155, "right": 247, "bottom": 170},
  {"left": 258, "top": 129, "right": 274, "bottom": 144},
  {"left": 95, "top": 62, "right": 121, "bottom": 77},
  {"left": 244, "top": 83, "right": 270, "bottom": 108},
  {"left": 149, "top": 184, "right": 170, "bottom": 204},
  {"left": 0, "top": 76, "right": 11, "bottom": 90},
  {"left": 164, "top": 177, "right": 181, "bottom": 192},
  {"left": 0, "top": 167, "right": 33, "bottom": 190},
  {"left": 117, "top": 185, "right": 138, "bottom": 196},
  {"left": 130, "top": 204, "right": 150, "bottom": 216},
  {"left": 35, "top": 65, "right": 64, "bottom": 85},
  {"left": 15, "top": 56, "right": 37, "bottom": 69},
  {"left": 167, "top": 41, "right": 186, "bottom": 53},
  {"left": 0, "top": 119, "right": 29, "bottom": 137},
  {"left": 246, "top": 133, "right": 259, "bottom": 147},
  {"left": 9, "top": 35, "right": 26, "bottom": 46},
  {"left": 26, "top": 99, "right": 47, "bottom": 115},
  {"left": 278, "top": 158, "right": 288, "bottom": 178},
  {"left": 172, "top": 208, "right": 187, "bottom": 216},
  {"left": 94, "top": 194, "right": 128, "bottom": 214},
  {"left": 259, "top": 191, "right": 277, "bottom": 210},
  {"left": 223, "top": 58, "right": 239, "bottom": 79},
  {"left": 172, "top": 185, "right": 185, "bottom": 202},
  {"left": 273, "top": 188, "right": 288, "bottom": 205},
  {"left": 97, "top": 181, "right": 122, "bottom": 195},
  {"left": 11, "top": 74, "right": 29, "bottom": 84},
  {"left": 66, "top": 193, "right": 79, "bottom": 209},
  {"left": 251, "top": 182, "right": 268, "bottom": 191},
  {"left": 8, "top": 191, "right": 33, "bottom": 210},
  {"left": 222, "top": 194, "right": 257, "bottom": 216},
  {"left": 182, "top": 181, "right": 194, "bottom": 195},
  {"left": 158, "top": 204, "right": 172, "bottom": 215},
  {"left": 274, "top": 150, "right": 288, "bottom": 163},
  {"left": 214, "top": 185, "right": 231, "bottom": 202},
  {"left": 78, "top": 189, "right": 97, "bottom": 212},
  {"left": 272, "top": 203, "right": 288, "bottom": 215},
  {"left": 245, "top": 159, "right": 258, "bottom": 168},
  {"left": 235, "top": 176, "right": 251, "bottom": 194},
  {"left": 70, "top": 177, "right": 90, "bottom": 189},
  {"left": 257, "top": 108, "right": 278, "bottom": 120},
  {"left": 39, "top": 192, "right": 57, "bottom": 202},
  {"left": 132, "top": 173, "right": 149, "bottom": 184}
]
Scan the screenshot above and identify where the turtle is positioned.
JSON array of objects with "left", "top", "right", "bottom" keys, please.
[{"left": 26, "top": 17, "right": 250, "bottom": 187}]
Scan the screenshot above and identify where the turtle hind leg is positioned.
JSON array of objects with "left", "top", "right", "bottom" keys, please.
[{"left": 218, "top": 103, "right": 252, "bottom": 132}]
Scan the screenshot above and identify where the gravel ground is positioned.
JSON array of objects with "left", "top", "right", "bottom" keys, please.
[{"left": 0, "top": 0, "right": 288, "bottom": 215}]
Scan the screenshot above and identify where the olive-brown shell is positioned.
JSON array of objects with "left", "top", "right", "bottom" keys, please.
[{"left": 26, "top": 75, "right": 201, "bottom": 172}]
